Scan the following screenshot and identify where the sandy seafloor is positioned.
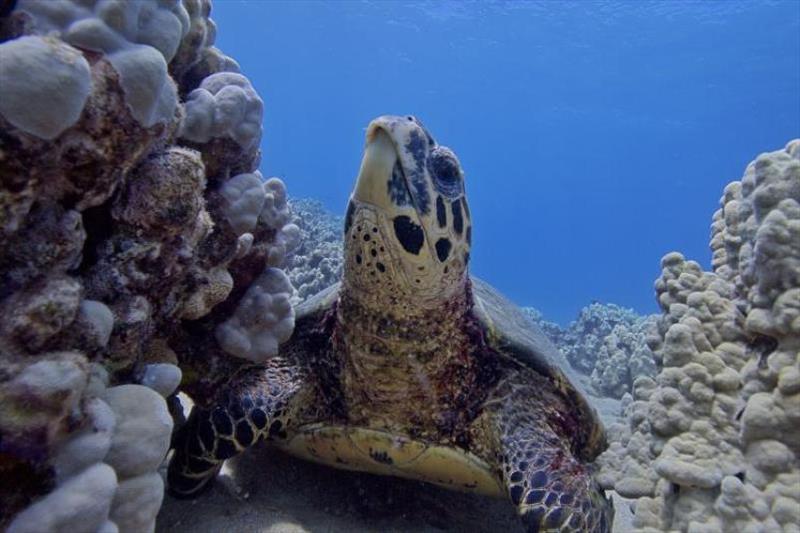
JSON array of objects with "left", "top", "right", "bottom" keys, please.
[{"left": 157, "top": 382, "right": 634, "bottom": 533}]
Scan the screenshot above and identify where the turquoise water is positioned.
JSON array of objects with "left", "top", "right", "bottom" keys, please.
[{"left": 213, "top": 0, "right": 800, "bottom": 324}]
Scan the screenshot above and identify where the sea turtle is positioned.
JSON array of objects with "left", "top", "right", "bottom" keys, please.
[{"left": 168, "top": 115, "right": 614, "bottom": 532}]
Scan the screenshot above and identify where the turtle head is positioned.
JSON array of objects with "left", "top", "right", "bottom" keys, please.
[{"left": 343, "top": 115, "right": 472, "bottom": 308}]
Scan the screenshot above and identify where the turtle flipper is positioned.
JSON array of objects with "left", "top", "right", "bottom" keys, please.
[
  {"left": 167, "top": 358, "right": 312, "bottom": 497},
  {"left": 482, "top": 376, "right": 614, "bottom": 532}
]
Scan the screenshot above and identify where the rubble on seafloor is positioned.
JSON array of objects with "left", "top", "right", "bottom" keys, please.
[{"left": 0, "top": 1, "right": 298, "bottom": 530}]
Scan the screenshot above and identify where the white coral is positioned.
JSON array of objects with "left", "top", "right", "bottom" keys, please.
[
  {"left": 0, "top": 36, "right": 91, "bottom": 139},
  {"left": 220, "top": 171, "right": 267, "bottom": 235},
  {"left": 599, "top": 140, "right": 800, "bottom": 531},
  {"left": 179, "top": 71, "right": 263, "bottom": 149},
  {"left": 13, "top": 0, "right": 189, "bottom": 126},
  {"left": 215, "top": 267, "right": 295, "bottom": 362}
]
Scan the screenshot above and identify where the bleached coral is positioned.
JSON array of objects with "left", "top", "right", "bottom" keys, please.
[{"left": 598, "top": 140, "right": 800, "bottom": 532}]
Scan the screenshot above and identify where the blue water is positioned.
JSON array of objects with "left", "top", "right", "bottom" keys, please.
[{"left": 213, "top": 0, "right": 800, "bottom": 325}]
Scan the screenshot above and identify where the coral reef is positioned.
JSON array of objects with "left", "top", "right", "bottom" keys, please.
[
  {"left": 285, "top": 198, "right": 344, "bottom": 304},
  {"left": 597, "top": 140, "right": 800, "bottom": 531},
  {"left": 0, "top": 0, "right": 298, "bottom": 529},
  {"left": 589, "top": 315, "right": 658, "bottom": 399},
  {"left": 523, "top": 304, "right": 658, "bottom": 398}
]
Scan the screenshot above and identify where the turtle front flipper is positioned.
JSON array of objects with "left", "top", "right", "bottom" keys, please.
[
  {"left": 479, "top": 375, "right": 614, "bottom": 532},
  {"left": 167, "top": 357, "right": 313, "bottom": 497}
]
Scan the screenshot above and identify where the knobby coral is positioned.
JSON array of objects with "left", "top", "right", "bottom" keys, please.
[
  {"left": 597, "top": 141, "right": 800, "bottom": 532},
  {"left": 523, "top": 304, "right": 658, "bottom": 399},
  {"left": 0, "top": 1, "right": 299, "bottom": 530}
]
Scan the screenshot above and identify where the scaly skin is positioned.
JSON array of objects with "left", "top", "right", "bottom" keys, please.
[{"left": 168, "top": 115, "right": 613, "bottom": 531}]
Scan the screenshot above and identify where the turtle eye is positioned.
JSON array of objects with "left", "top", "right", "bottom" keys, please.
[{"left": 428, "top": 147, "right": 462, "bottom": 196}]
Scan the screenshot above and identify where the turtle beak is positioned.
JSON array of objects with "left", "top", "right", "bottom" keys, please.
[{"left": 352, "top": 124, "right": 398, "bottom": 210}]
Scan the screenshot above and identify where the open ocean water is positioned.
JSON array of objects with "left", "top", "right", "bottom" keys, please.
[{"left": 213, "top": 0, "right": 800, "bottom": 324}]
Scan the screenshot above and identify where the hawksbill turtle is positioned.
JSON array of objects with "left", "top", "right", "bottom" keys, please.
[{"left": 168, "top": 115, "right": 614, "bottom": 532}]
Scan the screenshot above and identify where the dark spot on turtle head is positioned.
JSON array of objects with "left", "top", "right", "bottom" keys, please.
[
  {"left": 461, "top": 197, "right": 470, "bottom": 219},
  {"left": 356, "top": 254, "right": 362, "bottom": 264},
  {"left": 344, "top": 199, "right": 355, "bottom": 235},
  {"left": 363, "top": 233, "right": 371, "bottom": 242},
  {"left": 393, "top": 215, "right": 424, "bottom": 255},
  {"left": 387, "top": 160, "right": 412, "bottom": 206},
  {"left": 559, "top": 492, "right": 574, "bottom": 505},
  {"left": 451, "top": 199, "right": 463, "bottom": 235},
  {"left": 544, "top": 492, "right": 558, "bottom": 506},
  {"left": 376, "top": 262, "right": 386, "bottom": 272},
  {"left": 466, "top": 226, "right": 472, "bottom": 245},
  {"left": 406, "top": 130, "right": 427, "bottom": 170},
  {"left": 436, "top": 196, "right": 447, "bottom": 228},
  {"left": 509, "top": 484, "right": 524, "bottom": 505},
  {"left": 404, "top": 130, "right": 432, "bottom": 214},
  {"left": 435, "top": 238, "right": 451, "bottom": 262},
  {"left": 510, "top": 471, "right": 523, "bottom": 483}
]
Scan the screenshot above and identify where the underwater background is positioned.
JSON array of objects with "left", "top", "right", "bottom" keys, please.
[
  {"left": 1, "top": 1, "right": 799, "bottom": 532},
  {"left": 213, "top": 0, "right": 800, "bottom": 324}
]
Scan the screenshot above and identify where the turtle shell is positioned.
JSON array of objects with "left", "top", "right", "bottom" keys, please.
[
  {"left": 295, "top": 281, "right": 340, "bottom": 321},
  {"left": 470, "top": 276, "right": 607, "bottom": 460}
]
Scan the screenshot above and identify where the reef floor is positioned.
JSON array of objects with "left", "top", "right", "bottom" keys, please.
[{"left": 157, "top": 385, "right": 633, "bottom": 532}]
